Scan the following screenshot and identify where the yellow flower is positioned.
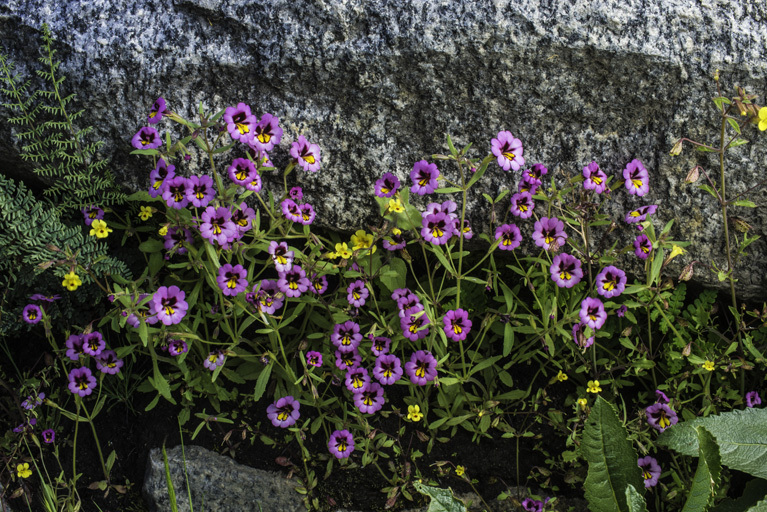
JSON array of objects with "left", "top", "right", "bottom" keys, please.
[
  {"left": 587, "top": 380, "right": 602, "bottom": 394},
  {"left": 89, "top": 219, "right": 113, "bottom": 238},
  {"left": 334, "top": 242, "right": 353, "bottom": 259},
  {"left": 392, "top": 227, "right": 402, "bottom": 236},
  {"left": 62, "top": 272, "right": 82, "bottom": 292},
  {"left": 17, "top": 463, "right": 32, "bottom": 479},
  {"left": 350, "top": 230, "right": 376, "bottom": 254},
  {"left": 577, "top": 398, "right": 588, "bottom": 410},
  {"left": 703, "top": 360, "right": 715, "bottom": 371},
  {"left": 158, "top": 224, "right": 169, "bottom": 236},
  {"left": 139, "top": 206, "right": 153, "bottom": 221},
  {"left": 556, "top": 370, "right": 568, "bottom": 382},
  {"left": 407, "top": 404, "right": 423, "bottom": 422},
  {"left": 455, "top": 465, "right": 465, "bottom": 477},
  {"left": 665, "top": 245, "right": 686, "bottom": 264},
  {"left": 759, "top": 106, "right": 767, "bottom": 131},
  {"left": 388, "top": 198, "right": 405, "bottom": 213}
]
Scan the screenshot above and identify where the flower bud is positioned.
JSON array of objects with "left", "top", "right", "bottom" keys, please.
[
  {"left": 730, "top": 216, "right": 752, "bottom": 233},
  {"left": 685, "top": 166, "right": 700, "bottom": 184},
  {"left": 670, "top": 140, "right": 683, "bottom": 156},
  {"left": 679, "top": 262, "right": 695, "bottom": 281}
]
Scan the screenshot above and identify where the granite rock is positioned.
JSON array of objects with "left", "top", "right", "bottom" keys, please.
[{"left": 1, "top": 0, "right": 766, "bottom": 297}]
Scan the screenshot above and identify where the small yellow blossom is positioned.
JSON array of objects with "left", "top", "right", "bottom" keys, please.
[
  {"left": 577, "top": 398, "right": 588, "bottom": 410},
  {"left": 139, "top": 206, "right": 153, "bottom": 221},
  {"left": 62, "top": 272, "right": 82, "bottom": 292},
  {"left": 350, "top": 229, "right": 376, "bottom": 254},
  {"left": 665, "top": 245, "right": 686, "bottom": 265},
  {"left": 587, "top": 380, "right": 602, "bottom": 394},
  {"left": 392, "top": 227, "right": 402, "bottom": 236},
  {"left": 16, "top": 463, "right": 32, "bottom": 479},
  {"left": 158, "top": 224, "right": 169, "bottom": 236},
  {"left": 703, "top": 360, "right": 715, "bottom": 371},
  {"left": 334, "top": 242, "right": 353, "bottom": 259},
  {"left": 407, "top": 404, "right": 423, "bottom": 422},
  {"left": 89, "top": 219, "right": 113, "bottom": 238},
  {"left": 388, "top": 198, "right": 405, "bottom": 213},
  {"left": 556, "top": 370, "right": 568, "bottom": 382},
  {"left": 455, "top": 465, "right": 465, "bottom": 477},
  {"left": 759, "top": 106, "right": 767, "bottom": 131}
]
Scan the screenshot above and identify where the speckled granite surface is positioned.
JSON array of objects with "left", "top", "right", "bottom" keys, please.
[{"left": 1, "top": 0, "right": 766, "bottom": 296}]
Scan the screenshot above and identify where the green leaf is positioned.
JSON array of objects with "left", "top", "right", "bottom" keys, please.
[
  {"left": 412, "top": 481, "right": 467, "bottom": 512},
  {"left": 730, "top": 199, "right": 756, "bottom": 208},
  {"left": 503, "top": 323, "right": 514, "bottom": 357},
  {"left": 681, "top": 427, "right": 721, "bottom": 512},
  {"left": 625, "top": 484, "right": 649, "bottom": 512},
  {"left": 581, "top": 396, "right": 645, "bottom": 512},
  {"left": 139, "top": 238, "right": 164, "bottom": 253},
  {"left": 162, "top": 444, "right": 179, "bottom": 512},
  {"left": 435, "top": 187, "right": 462, "bottom": 194},
  {"left": 252, "top": 363, "right": 272, "bottom": 403},
  {"left": 698, "top": 184, "right": 720, "bottom": 199},
  {"left": 729, "top": 138, "right": 749, "bottom": 148},
  {"left": 727, "top": 118, "right": 742, "bottom": 135},
  {"left": 380, "top": 258, "right": 407, "bottom": 293},
  {"left": 710, "top": 479, "right": 767, "bottom": 512},
  {"left": 657, "top": 408, "right": 767, "bottom": 479}
]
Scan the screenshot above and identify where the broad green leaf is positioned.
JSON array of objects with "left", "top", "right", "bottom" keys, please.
[
  {"left": 710, "top": 479, "right": 767, "bottom": 512},
  {"left": 139, "top": 238, "right": 164, "bottom": 253},
  {"left": 380, "top": 258, "right": 407, "bottom": 293},
  {"left": 681, "top": 427, "right": 721, "bottom": 512},
  {"left": 657, "top": 408, "right": 767, "bottom": 479},
  {"left": 625, "top": 484, "right": 648, "bottom": 512},
  {"left": 413, "top": 481, "right": 467, "bottom": 512},
  {"left": 582, "top": 396, "right": 645, "bottom": 512}
]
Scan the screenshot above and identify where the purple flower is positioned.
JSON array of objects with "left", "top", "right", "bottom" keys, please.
[
  {"left": 495, "top": 224, "right": 522, "bottom": 251},
  {"left": 267, "top": 396, "right": 300, "bottom": 428},
  {"left": 162, "top": 176, "right": 190, "bottom": 209},
  {"left": 309, "top": 273, "right": 328, "bottom": 295},
  {"left": 646, "top": 403, "right": 678, "bottom": 432},
  {"left": 81, "top": 205, "right": 104, "bottom": 226},
  {"left": 532, "top": 217, "right": 567, "bottom": 251},
  {"left": 65, "top": 334, "right": 86, "bottom": 361},
  {"left": 331, "top": 321, "right": 362, "bottom": 353},
  {"left": 746, "top": 391, "right": 762, "bottom": 408},
  {"left": 354, "top": 382, "right": 385, "bottom": 414},
  {"left": 405, "top": 350, "right": 438, "bottom": 386},
  {"left": 82, "top": 332, "right": 105, "bottom": 357},
  {"left": 289, "top": 186, "right": 303, "bottom": 201},
  {"left": 655, "top": 389, "right": 669, "bottom": 403},
  {"left": 347, "top": 280, "right": 369, "bottom": 308},
  {"left": 328, "top": 429, "right": 355, "bottom": 459},
  {"left": 396, "top": 292, "right": 421, "bottom": 315},
  {"left": 290, "top": 135, "right": 321, "bottom": 173},
  {"left": 549, "top": 253, "right": 583, "bottom": 288},
  {"left": 68, "top": 367, "right": 97, "bottom": 397},
  {"left": 281, "top": 198, "right": 302, "bottom": 223},
  {"left": 521, "top": 498, "right": 545, "bottom": 512},
  {"left": 228, "top": 158, "right": 256, "bottom": 186},
  {"left": 164, "top": 227, "right": 193, "bottom": 255},
  {"left": 249, "top": 280, "right": 284, "bottom": 315},
  {"left": 306, "top": 351, "right": 323, "bottom": 368},
  {"left": 374, "top": 353, "right": 403, "bottom": 385},
  {"left": 345, "top": 367, "right": 371, "bottom": 394},
  {"left": 30, "top": 294, "right": 60, "bottom": 302},
  {"left": 95, "top": 350, "right": 123, "bottom": 375},
  {"left": 595, "top": 266, "right": 627, "bottom": 299},
  {"left": 21, "top": 393, "right": 44, "bottom": 410},
  {"left": 335, "top": 349, "right": 361, "bottom": 371},
  {"left": 168, "top": 339, "right": 188, "bottom": 356},
  {"left": 185, "top": 175, "right": 216, "bottom": 208},
  {"left": 277, "top": 264, "right": 310, "bottom": 298},
  {"left": 42, "top": 429, "right": 55, "bottom": 444},
  {"left": 22, "top": 304, "right": 42, "bottom": 324},
  {"left": 510, "top": 192, "right": 535, "bottom": 219},
  {"left": 268, "top": 241, "right": 294, "bottom": 272},
  {"left": 625, "top": 204, "right": 658, "bottom": 224},
  {"left": 401, "top": 310, "right": 430, "bottom": 341},
  {"left": 491, "top": 130, "right": 525, "bottom": 171},
  {"left": 634, "top": 234, "right": 653, "bottom": 260},
  {"left": 152, "top": 286, "right": 188, "bottom": 326},
  {"left": 410, "top": 160, "right": 440, "bottom": 195},
  {"left": 392, "top": 288, "right": 413, "bottom": 302},
  {"left": 199, "top": 206, "right": 237, "bottom": 246},
  {"left": 623, "top": 159, "right": 649, "bottom": 196},
  {"left": 572, "top": 323, "right": 595, "bottom": 349},
  {"left": 617, "top": 305, "right": 628, "bottom": 318},
  {"left": 252, "top": 113, "right": 283, "bottom": 152},
  {"left": 147, "top": 97, "right": 166, "bottom": 124},
  {"left": 422, "top": 212, "right": 454, "bottom": 245},
  {"left": 453, "top": 218, "right": 473, "bottom": 240},
  {"left": 244, "top": 169, "right": 263, "bottom": 193},
  {"left": 131, "top": 126, "right": 162, "bottom": 150},
  {"left": 217, "top": 264, "right": 249, "bottom": 296},
  {"left": 443, "top": 309, "right": 472, "bottom": 342},
  {"left": 231, "top": 202, "right": 256, "bottom": 233},
  {"left": 204, "top": 351, "right": 225, "bottom": 371},
  {"left": 582, "top": 161, "right": 608, "bottom": 194},
  {"left": 298, "top": 203, "right": 316, "bottom": 225},
  {"left": 375, "top": 172, "right": 401, "bottom": 198},
  {"left": 638, "top": 456, "right": 661, "bottom": 488},
  {"left": 579, "top": 297, "right": 607, "bottom": 330},
  {"left": 523, "top": 163, "right": 548, "bottom": 185},
  {"left": 224, "top": 103, "right": 256, "bottom": 143},
  {"left": 371, "top": 337, "right": 391, "bottom": 357},
  {"left": 519, "top": 180, "right": 539, "bottom": 195},
  {"left": 149, "top": 159, "right": 175, "bottom": 198}
]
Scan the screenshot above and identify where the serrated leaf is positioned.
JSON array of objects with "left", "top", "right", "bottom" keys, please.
[
  {"left": 657, "top": 408, "right": 767, "bottom": 479},
  {"left": 413, "top": 481, "right": 467, "bottom": 512},
  {"left": 582, "top": 396, "right": 645, "bottom": 512},
  {"left": 626, "top": 484, "right": 649, "bottom": 512}
]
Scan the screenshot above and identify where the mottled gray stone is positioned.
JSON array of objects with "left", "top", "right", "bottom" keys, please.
[
  {"left": 1, "top": 0, "right": 766, "bottom": 297},
  {"left": 143, "top": 445, "right": 304, "bottom": 512}
]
